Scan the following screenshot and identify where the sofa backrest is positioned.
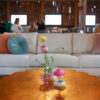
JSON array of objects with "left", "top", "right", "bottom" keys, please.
[
  {"left": 73, "top": 34, "right": 95, "bottom": 54},
  {"left": 37, "top": 33, "right": 72, "bottom": 54},
  {"left": 21, "top": 33, "right": 95, "bottom": 54},
  {"left": 21, "top": 33, "right": 38, "bottom": 54}
]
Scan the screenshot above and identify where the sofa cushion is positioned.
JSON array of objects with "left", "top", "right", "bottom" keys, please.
[
  {"left": 37, "top": 33, "right": 72, "bottom": 54},
  {"left": 92, "top": 34, "right": 100, "bottom": 54},
  {"left": 0, "top": 54, "right": 29, "bottom": 67},
  {"left": 8, "top": 36, "right": 29, "bottom": 54},
  {"left": 76, "top": 54, "right": 100, "bottom": 68},
  {"left": 21, "top": 33, "right": 38, "bottom": 54},
  {"left": 0, "top": 34, "right": 19, "bottom": 54},
  {"left": 73, "top": 34, "right": 95, "bottom": 54},
  {"left": 29, "top": 54, "right": 79, "bottom": 67}
]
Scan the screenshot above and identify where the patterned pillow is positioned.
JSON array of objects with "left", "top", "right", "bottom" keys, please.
[
  {"left": 7, "top": 36, "right": 28, "bottom": 54},
  {"left": 0, "top": 34, "right": 19, "bottom": 54}
]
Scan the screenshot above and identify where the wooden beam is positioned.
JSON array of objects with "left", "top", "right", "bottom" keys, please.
[
  {"left": 66, "top": 2, "right": 69, "bottom": 26},
  {"left": 79, "top": 0, "right": 87, "bottom": 32},
  {"left": 3, "top": 0, "right": 75, "bottom": 2},
  {"left": 6, "top": 0, "right": 10, "bottom": 22},
  {"left": 41, "top": 1, "right": 45, "bottom": 20},
  {"left": 75, "top": 0, "right": 79, "bottom": 27}
]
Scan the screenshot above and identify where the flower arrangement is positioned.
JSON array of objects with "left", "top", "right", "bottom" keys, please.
[
  {"left": 36, "top": 36, "right": 52, "bottom": 75},
  {"left": 36, "top": 36, "right": 64, "bottom": 80}
]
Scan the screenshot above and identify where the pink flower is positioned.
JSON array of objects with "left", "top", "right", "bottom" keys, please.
[
  {"left": 41, "top": 46, "right": 48, "bottom": 52},
  {"left": 54, "top": 69, "right": 65, "bottom": 76}
]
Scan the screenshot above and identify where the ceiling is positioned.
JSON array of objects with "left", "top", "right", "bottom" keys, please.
[{"left": 0, "top": 0, "right": 100, "bottom": 3}]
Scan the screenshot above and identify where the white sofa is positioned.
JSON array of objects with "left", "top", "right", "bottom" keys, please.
[{"left": 0, "top": 33, "right": 100, "bottom": 76}]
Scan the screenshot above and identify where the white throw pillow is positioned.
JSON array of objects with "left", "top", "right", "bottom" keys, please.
[
  {"left": 73, "top": 34, "right": 95, "bottom": 54},
  {"left": 21, "top": 33, "right": 38, "bottom": 54}
]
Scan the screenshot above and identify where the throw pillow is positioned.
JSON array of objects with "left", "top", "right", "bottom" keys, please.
[
  {"left": 21, "top": 33, "right": 38, "bottom": 53},
  {"left": 7, "top": 36, "right": 28, "bottom": 54},
  {"left": 0, "top": 34, "right": 19, "bottom": 54},
  {"left": 92, "top": 34, "right": 100, "bottom": 54},
  {"left": 5, "top": 22, "right": 13, "bottom": 33}
]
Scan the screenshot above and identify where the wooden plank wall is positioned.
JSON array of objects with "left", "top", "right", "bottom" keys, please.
[
  {"left": 86, "top": 1, "right": 100, "bottom": 33},
  {"left": 0, "top": 0, "right": 100, "bottom": 32},
  {"left": 0, "top": 0, "right": 78, "bottom": 27}
]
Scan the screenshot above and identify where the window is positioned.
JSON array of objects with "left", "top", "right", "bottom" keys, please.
[
  {"left": 11, "top": 15, "right": 27, "bottom": 25},
  {"left": 45, "top": 15, "right": 62, "bottom": 25},
  {"left": 86, "top": 15, "right": 96, "bottom": 26}
]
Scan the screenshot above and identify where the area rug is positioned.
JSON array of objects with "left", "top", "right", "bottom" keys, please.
[{"left": 0, "top": 69, "right": 100, "bottom": 100}]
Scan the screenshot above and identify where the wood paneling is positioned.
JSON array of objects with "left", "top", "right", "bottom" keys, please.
[
  {"left": 10, "top": 1, "right": 41, "bottom": 24},
  {"left": 79, "top": 0, "right": 87, "bottom": 32},
  {"left": 0, "top": 0, "right": 100, "bottom": 33},
  {"left": 0, "top": 0, "right": 77, "bottom": 27},
  {"left": 7, "top": 0, "right": 11, "bottom": 21},
  {"left": 0, "top": 1, "right": 7, "bottom": 22}
]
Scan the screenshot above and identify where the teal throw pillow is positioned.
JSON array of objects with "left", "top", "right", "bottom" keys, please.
[{"left": 7, "top": 36, "right": 28, "bottom": 54}]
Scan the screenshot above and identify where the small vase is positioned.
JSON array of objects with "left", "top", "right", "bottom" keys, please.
[
  {"left": 40, "top": 74, "right": 49, "bottom": 84},
  {"left": 45, "top": 66, "right": 57, "bottom": 80},
  {"left": 54, "top": 80, "right": 66, "bottom": 87},
  {"left": 48, "top": 66, "right": 57, "bottom": 80},
  {"left": 54, "top": 80, "right": 66, "bottom": 91},
  {"left": 50, "top": 69, "right": 57, "bottom": 80},
  {"left": 43, "top": 78, "right": 48, "bottom": 84}
]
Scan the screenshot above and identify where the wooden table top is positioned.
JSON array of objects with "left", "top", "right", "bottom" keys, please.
[{"left": 0, "top": 69, "right": 100, "bottom": 100}]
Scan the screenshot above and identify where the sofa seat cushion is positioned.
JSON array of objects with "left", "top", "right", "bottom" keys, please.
[
  {"left": 75, "top": 54, "right": 100, "bottom": 68},
  {"left": 38, "top": 33, "right": 72, "bottom": 54},
  {"left": 0, "top": 54, "right": 29, "bottom": 67},
  {"left": 29, "top": 54, "right": 79, "bottom": 67}
]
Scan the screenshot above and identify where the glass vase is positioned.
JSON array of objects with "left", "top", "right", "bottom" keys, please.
[
  {"left": 46, "top": 66, "right": 57, "bottom": 80},
  {"left": 40, "top": 74, "right": 51, "bottom": 84}
]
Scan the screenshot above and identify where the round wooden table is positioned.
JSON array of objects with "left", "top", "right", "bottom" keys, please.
[{"left": 0, "top": 69, "right": 100, "bottom": 100}]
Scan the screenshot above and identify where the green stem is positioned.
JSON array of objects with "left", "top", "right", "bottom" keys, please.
[
  {"left": 45, "top": 53, "right": 50, "bottom": 66},
  {"left": 43, "top": 66, "right": 47, "bottom": 79},
  {"left": 35, "top": 59, "right": 43, "bottom": 66},
  {"left": 43, "top": 53, "right": 47, "bottom": 66}
]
